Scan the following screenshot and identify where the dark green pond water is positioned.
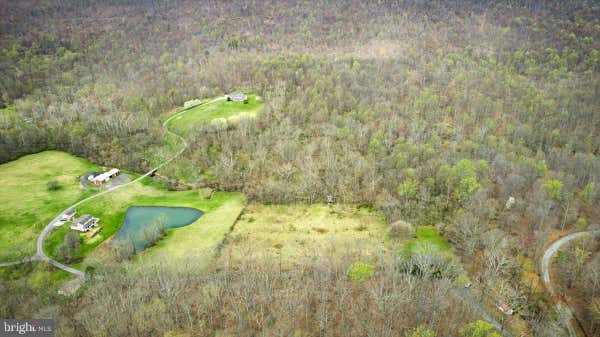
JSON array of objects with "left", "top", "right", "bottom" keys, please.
[{"left": 115, "top": 206, "right": 203, "bottom": 252}]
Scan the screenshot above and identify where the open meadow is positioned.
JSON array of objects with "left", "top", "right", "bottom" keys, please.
[
  {"left": 43, "top": 174, "right": 245, "bottom": 267},
  {"left": 0, "top": 151, "right": 100, "bottom": 261},
  {"left": 169, "top": 94, "right": 263, "bottom": 137},
  {"left": 220, "top": 204, "right": 388, "bottom": 266}
]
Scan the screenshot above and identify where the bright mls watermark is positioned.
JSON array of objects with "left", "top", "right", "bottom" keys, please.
[{"left": 1, "top": 320, "right": 54, "bottom": 337}]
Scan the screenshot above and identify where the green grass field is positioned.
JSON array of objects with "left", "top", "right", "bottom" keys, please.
[
  {"left": 44, "top": 175, "right": 245, "bottom": 266},
  {"left": 222, "top": 204, "right": 388, "bottom": 266},
  {"left": 141, "top": 191, "right": 245, "bottom": 266},
  {"left": 169, "top": 94, "right": 263, "bottom": 137},
  {"left": 0, "top": 148, "right": 243, "bottom": 269},
  {"left": 0, "top": 151, "right": 101, "bottom": 261},
  {"left": 404, "top": 226, "right": 451, "bottom": 257}
]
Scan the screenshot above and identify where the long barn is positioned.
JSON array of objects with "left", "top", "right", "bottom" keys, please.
[{"left": 88, "top": 168, "right": 120, "bottom": 185}]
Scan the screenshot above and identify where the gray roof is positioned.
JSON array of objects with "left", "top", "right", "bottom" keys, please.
[
  {"left": 226, "top": 93, "right": 247, "bottom": 101},
  {"left": 73, "top": 214, "right": 92, "bottom": 225}
]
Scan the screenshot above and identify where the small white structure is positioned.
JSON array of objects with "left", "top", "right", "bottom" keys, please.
[
  {"left": 505, "top": 196, "right": 516, "bottom": 210},
  {"left": 497, "top": 302, "right": 514, "bottom": 315},
  {"left": 88, "top": 168, "right": 120, "bottom": 185},
  {"left": 55, "top": 209, "right": 77, "bottom": 227},
  {"left": 225, "top": 93, "right": 247, "bottom": 102},
  {"left": 71, "top": 214, "right": 99, "bottom": 232},
  {"left": 184, "top": 98, "right": 202, "bottom": 109},
  {"left": 61, "top": 209, "right": 76, "bottom": 221}
]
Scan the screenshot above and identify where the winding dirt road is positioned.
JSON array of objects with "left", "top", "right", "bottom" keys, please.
[
  {"left": 541, "top": 230, "right": 599, "bottom": 337},
  {"left": 0, "top": 97, "right": 224, "bottom": 278}
]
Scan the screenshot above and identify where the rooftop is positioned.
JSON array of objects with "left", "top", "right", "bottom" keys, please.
[
  {"left": 90, "top": 168, "right": 120, "bottom": 183},
  {"left": 73, "top": 214, "right": 92, "bottom": 224},
  {"left": 226, "top": 93, "right": 247, "bottom": 102}
]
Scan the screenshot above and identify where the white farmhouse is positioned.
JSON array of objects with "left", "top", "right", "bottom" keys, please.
[{"left": 71, "top": 215, "right": 99, "bottom": 232}]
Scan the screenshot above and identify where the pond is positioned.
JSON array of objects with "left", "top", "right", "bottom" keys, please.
[{"left": 114, "top": 206, "right": 203, "bottom": 252}]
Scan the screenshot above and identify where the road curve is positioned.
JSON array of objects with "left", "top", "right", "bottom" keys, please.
[
  {"left": 541, "top": 230, "right": 600, "bottom": 337},
  {"left": 2, "top": 97, "right": 225, "bottom": 278}
]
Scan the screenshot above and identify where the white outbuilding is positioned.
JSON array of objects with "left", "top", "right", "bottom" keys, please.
[{"left": 88, "top": 168, "right": 120, "bottom": 185}]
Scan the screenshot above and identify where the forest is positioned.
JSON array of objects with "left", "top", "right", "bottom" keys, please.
[{"left": 1, "top": 1, "right": 599, "bottom": 336}]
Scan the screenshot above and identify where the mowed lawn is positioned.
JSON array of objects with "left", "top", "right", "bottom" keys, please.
[
  {"left": 404, "top": 226, "right": 452, "bottom": 257},
  {"left": 221, "top": 204, "right": 388, "bottom": 266},
  {"left": 44, "top": 177, "right": 245, "bottom": 266},
  {"left": 141, "top": 191, "right": 245, "bottom": 266},
  {"left": 0, "top": 151, "right": 100, "bottom": 261},
  {"left": 169, "top": 94, "right": 263, "bottom": 137}
]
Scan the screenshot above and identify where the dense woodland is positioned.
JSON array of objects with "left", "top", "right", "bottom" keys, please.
[{"left": 1, "top": 1, "right": 600, "bottom": 336}]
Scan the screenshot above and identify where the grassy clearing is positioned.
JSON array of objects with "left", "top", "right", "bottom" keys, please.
[
  {"left": 0, "top": 261, "right": 71, "bottom": 291},
  {"left": 44, "top": 175, "right": 244, "bottom": 266},
  {"left": 221, "top": 204, "right": 388, "bottom": 266},
  {"left": 0, "top": 151, "right": 101, "bottom": 261},
  {"left": 141, "top": 192, "right": 245, "bottom": 266},
  {"left": 169, "top": 94, "right": 263, "bottom": 137},
  {"left": 404, "top": 226, "right": 451, "bottom": 257},
  {"left": 0, "top": 146, "right": 241, "bottom": 269}
]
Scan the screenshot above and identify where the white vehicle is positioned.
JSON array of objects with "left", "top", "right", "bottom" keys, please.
[
  {"left": 60, "top": 209, "right": 76, "bottom": 221},
  {"left": 53, "top": 219, "right": 66, "bottom": 227}
]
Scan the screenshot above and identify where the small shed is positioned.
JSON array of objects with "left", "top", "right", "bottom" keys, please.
[
  {"left": 88, "top": 168, "right": 120, "bottom": 185},
  {"left": 497, "top": 302, "right": 514, "bottom": 315},
  {"left": 505, "top": 196, "right": 516, "bottom": 210},
  {"left": 225, "top": 93, "right": 247, "bottom": 102}
]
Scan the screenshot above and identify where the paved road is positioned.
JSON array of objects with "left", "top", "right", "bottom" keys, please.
[
  {"left": 0, "top": 256, "right": 39, "bottom": 267},
  {"left": 540, "top": 230, "right": 600, "bottom": 337},
  {"left": 1, "top": 97, "right": 225, "bottom": 278}
]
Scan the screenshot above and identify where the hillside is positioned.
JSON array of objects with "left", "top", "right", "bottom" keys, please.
[
  {"left": 1, "top": 1, "right": 599, "bottom": 336},
  {"left": 0, "top": 151, "right": 100, "bottom": 261}
]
